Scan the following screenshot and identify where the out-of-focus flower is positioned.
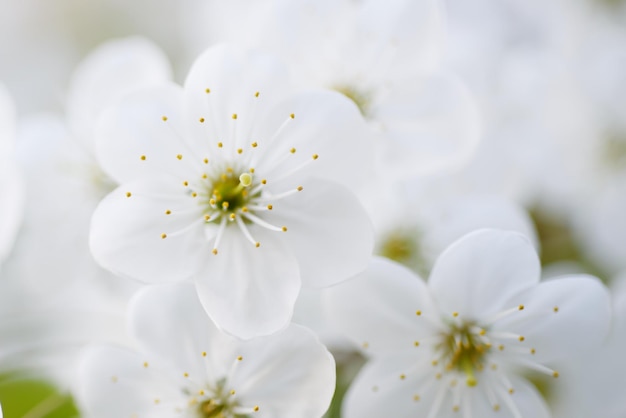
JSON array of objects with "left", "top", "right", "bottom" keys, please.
[
  {"left": 77, "top": 283, "right": 336, "bottom": 418},
  {"left": 0, "top": 83, "right": 24, "bottom": 264},
  {"left": 327, "top": 229, "right": 611, "bottom": 418},
  {"left": 183, "top": 0, "right": 480, "bottom": 178},
  {"left": 89, "top": 44, "right": 374, "bottom": 339}
]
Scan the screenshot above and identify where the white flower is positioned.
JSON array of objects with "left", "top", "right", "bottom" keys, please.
[
  {"left": 0, "top": 82, "right": 23, "bottom": 264},
  {"left": 77, "top": 283, "right": 336, "bottom": 418},
  {"left": 89, "top": 44, "right": 374, "bottom": 338},
  {"left": 327, "top": 229, "right": 611, "bottom": 418},
  {"left": 182, "top": 0, "right": 480, "bottom": 178}
]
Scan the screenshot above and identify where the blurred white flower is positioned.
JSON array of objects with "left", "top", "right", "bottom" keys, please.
[
  {"left": 89, "top": 44, "right": 374, "bottom": 339},
  {"left": 0, "top": 83, "right": 24, "bottom": 264},
  {"left": 77, "top": 284, "right": 336, "bottom": 418},
  {"left": 327, "top": 229, "right": 611, "bottom": 418},
  {"left": 183, "top": 0, "right": 480, "bottom": 178}
]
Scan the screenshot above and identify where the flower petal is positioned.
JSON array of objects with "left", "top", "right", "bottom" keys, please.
[
  {"left": 77, "top": 345, "right": 182, "bottom": 418},
  {"left": 230, "top": 324, "right": 336, "bottom": 418},
  {"left": 194, "top": 226, "right": 301, "bottom": 339},
  {"left": 428, "top": 229, "right": 540, "bottom": 319},
  {"left": 374, "top": 73, "right": 481, "bottom": 177},
  {"left": 66, "top": 36, "right": 172, "bottom": 148},
  {"left": 183, "top": 44, "right": 291, "bottom": 152},
  {"left": 502, "top": 275, "right": 611, "bottom": 364},
  {"left": 128, "top": 283, "right": 238, "bottom": 383},
  {"left": 264, "top": 179, "right": 373, "bottom": 288},
  {"left": 89, "top": 178, "right": 209, "bottom": 283},
  {"left": 95, "top": 83, "right": 202, "bottom": 184},
  {"left": 326, "top": 256, "right": 440, "bottom": 356}
]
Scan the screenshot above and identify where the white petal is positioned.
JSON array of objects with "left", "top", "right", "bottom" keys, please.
[
  {"left": 357, "top": 0, "right": 446, "bottom": 77},
  {"left": 264, "top": 179, "right": 374, "bottom": 288},
  {"left": 501, "top": 275, "right": 611, "bottom": 364},
  {"left": 95, "top": 83, "right": 203, "bottom": 184},
  {"left": 194, "top": 226, "right": 301, "bottom": 339},
  {"left": 183, "top": 44, "right": 291, "bottom": 152},
  {"left": 470, "top": 375, "right": 551, "bottom": 418},
  {"left": 77, "top": 345, "right": 182, "bottom": 418},
  {"left": 374, "top": 73, "right": 481, "bottom": 178},
  {"left": 66, "top": 36, "right": 172, "bottom": 148},
  {"left": 254, "top": 89, "right": 374, "bottom": 189},
  {"left": 89, "top": 178, "right": 210, "bottom": 283},
  {"left": 429, "top": 229, "right": 540, "bottom": 319},
  {"left": 128, "top": 283, "right": 238, "bottom": 383},
  {"left": 230, "top": 324, "right": 336, "bottom": 418},
  {"left": 326, "top": 257, "right": 440, "bottom": 356},
  {"left": 0, "top": 160, "right": 23, "bottom": 262},
  {"left": 342, "top": 355, "right": 437, "bottom": 418}
]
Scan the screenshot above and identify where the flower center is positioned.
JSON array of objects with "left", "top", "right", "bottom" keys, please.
[
  {"left": 206, "top": 170, "right": 256, "bottom": 215},
  {"left": 437, "top": 320, "right": 490, "bottom": 387}
]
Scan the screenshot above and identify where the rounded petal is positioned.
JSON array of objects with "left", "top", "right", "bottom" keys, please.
[
  {"left": 67, "top": 36, "right": 172, "bottom": 146},
  {"left": 429, "top": 229, "right": 540, "bottom": 319},
  {"left": 326, "top": 257, "right": 440, "bottom": 357},
  {"left": 342, "top": 355, "right": 437, "bottom": 418},
  {"left": 469, "top": 375, "right": 551, "bottom": 418},
  {"left": 89, "top": 178, "right": 210, "bottom": 283},
  {"left": 183, "top": 44, "right": 291, "bottom": 152},
  {"left": 230, "top": 324, "right": 336, "bottom": 418},
  {"left": 254, "top": 89, "right": 374, "bottom": 189},
  {"left": 502, "top": 275, "right": 611, "bottom": 364},
  {"left": 128, "top": 283, "right": 238, "bottom": 383},
  {"left": 77, "top": 345, "right": 182, "bottom": 418},
  {"left": 374, "top": 73, "right": 481, "bottom": 178},
  {"left": 195, "top": 226, "right": 301, "bottom": 339},
  {"left": 0, "top": 160, "right": 23, "bottom": 262},
  {"left": 95, "top": 83, "right": 202, "bottom": 184},
  {"left": 264, "top": 179, "right": 374, "bottom": 288}
]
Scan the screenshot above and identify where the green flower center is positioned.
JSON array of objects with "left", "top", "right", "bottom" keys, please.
[
  {"left": 437, "top": 321, "right": 491, "bottom": 387},
  {"left": 207, "top": 169, "right": 256, "bottom": 214}
]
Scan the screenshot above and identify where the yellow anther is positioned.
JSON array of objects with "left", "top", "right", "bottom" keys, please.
[
  {"left": 192, "top": 192, "right": 198, "bottom": 198},
  {"left": 183, "top": 372, "right": 189, "bottom": 378},
  {"left": 183, "top": 181, "right": 189, "bottom": 186},
  {"left": 154, "top": 399, "right": 160, "bottom": 404},
  {"left": 290, "top": 147, "right": 296, "bottom": 154},
  {"left": 518, "top": 336, "right": 525, "bottom": 342},
  {"left": 553, "top": 306, "right": 559, "bottom": 313},
  {"left": 255, "top": 242, "right": 261, "bottom": 248},
  {"left": 165, "top": 210, "right": 171, "bottom": 215},
  {"left": 249, "top": 168, "right": 255, "bottom": 173},
  {"left": 229, "top": 213, "right": 236, "bottom": 220},
  {"left": 232, "top": 113, "right": 238, "bottom": 120},
  {"left": 508, "top": 388, "right": 514, "bottom": 394},
  {"left": 281, "top": 226, "right": 288, "bottom": 232},
  {"left": 452, "top": 312, "right": 459, "bottom": 317},
  {"left": 161, "top": 233, "right": 167, "bottom": 239},
  {"left": 466, "top": 377, "right": 477, "bottom": 387},
  {"left": 140, "top": 155, "right": 146, "bottom": 160},
  {"left": 453, "top": 405, "right": 460, "bottom": 412},
  {"left": 518, "top": 304, "right": 525, "bottom": 310},
  {"left": 203, "top": 158, "right": 209, "bottom": 164},
  {"left": 251, "top": 142, "right": 258, "bottom": 148},
  {"left": 202, "top": 173, "right": 208, "bottom": 179},
  {"left": 111, "top": 376, "right": 118, "bottom": 383},
  {"left": 237, "top": 356, "right": 243, "bottom": 361},
  {"left": 400, "top": 374, "right": 406, "bottom": 380},
  {"left": 267, "top": 204, "right": 273, "bottom": 210},
  {"left": 415, "top": 310, "right": 422, "bottom": 316},
  {"left": 212, "top": 249, "right": 218, "bottom": 255},
  {"left": 312, "top": 154, "right": 319, "bottom": 160},
  {"left": 253, "top": 406, "right": 259, "bottom": 412},
  {"left": 199, "top": 390, "right": 205, "bottom": 396},
  {"left": 261, "top": 179, "right": 267, "bottom": 185},
  {"left": 414, "top": 341, "right": 420, "bottom": 347},
  {"left": 205, "top": 88, "right": 211, "bottom": 94},
  {"left": 241, "top": 207, "right": 249, "bottom": 213},
  {"left": 204, "top": 214, "right": 211, "bottom": 221},
  {"left": 161, "top": 116, "right": 167, "bottom": 121},
  {"left": 297, "top": 186, "right": 303, "bottom": 191},
  {"left": 479, "top": 329, "right": 486, "bottom": 336},
  {"left": 202, "top": 351, "right": 207, "bottom": 357},
  {"left": 199, "top": 117, "right": 205, "bottom": 123},
  {"left": 413, "top": 395, "right": 420, "bottom": 402},
  {"left": 230, "top": 390, "right": 236, "bottom": 395},
  {"left": 210, "top": 199, "right": 216, "bottom": 206},
  {"left": 530, "top": 348, "right": 536, "bottom": 355},
  {"left": 553, "top": 371, "right": 559, "bottom": 378},
  {"left": 143, "top": 362, "right": 149, "bottom": 368},
  {"left": 498, "top": 344, "right": 505, "bottom": 351},
  {"left": 432, "top": 360, "right": 438, "bottom": 366},
  {"left": 217, "top": 142, "right": 223, "bottom": 148},
  {"left": 126, "top": 192, "right": 132, "bottom": 198},
  {"left": 289, "top": 113, "right": 295, "bottom": 119},
  {"left": 237, "top": 148, "right": 243, "bottom": 154},
  {"left": 222, "top": 202, "right": 229, "bottom": 209},
  {"left": 177, "top": 154, "right": 183, "bottom": 160},
  {"left": 239, "top": 173, "right": 253, "bottom": 187},
  {"left": 254, "top": 91, "right": 260, "bottom": 97},
  {"left": 493, "top": 404, "right": 500, "bottom": 411}
]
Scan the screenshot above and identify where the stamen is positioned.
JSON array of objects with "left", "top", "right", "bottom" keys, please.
[
  {"left": 240, "top": 212, "right": 286, "bottom": 232},
  {"left": 482, "top": 305, "right": 525, "bottom": 326},
  {"left": 269, "top": 154, "right": 319, "bottom": 183},
  {"left": 235, "top": 215, "right": 260, "bottom": 248},
  {"left": 256, "top": 186, "right": 303, "bottom": 202},
  {"left": 212, "top": 217, "right": 227, "bottom": 255}
]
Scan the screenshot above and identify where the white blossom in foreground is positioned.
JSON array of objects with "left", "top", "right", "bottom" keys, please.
[
  {"left": 77, "top": 284, "right": 336, "bottom": 418},
  {"left": 89, "top": 44, "right": 374, "bottom": 338},
  {"left": 327, "top": 229, "right": 611, "bottom": 418},
  {"left": 0, "top": 83, "right": 23, "bottom": 263}
]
